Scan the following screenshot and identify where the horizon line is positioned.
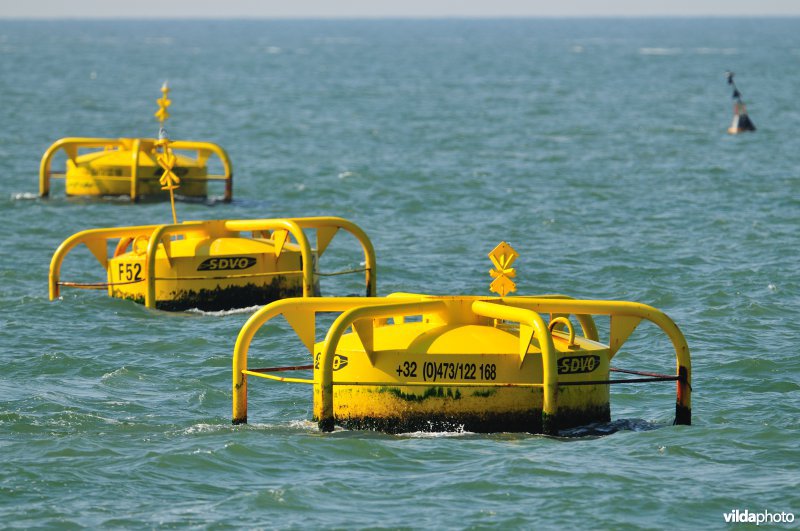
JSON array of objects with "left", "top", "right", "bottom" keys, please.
[{"left": 2, "top": 14, "right": 800, "bottom": 20}]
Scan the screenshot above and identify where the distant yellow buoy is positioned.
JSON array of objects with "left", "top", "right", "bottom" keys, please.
[
  {"left": 49, "top": 217, "right": 376, "bottom": 311},
  {"left": 39, "top": 82, "right": 233, "bottom": 201},
  {"left": 154, "top": 81, "right": 171, "bottom": 125}
]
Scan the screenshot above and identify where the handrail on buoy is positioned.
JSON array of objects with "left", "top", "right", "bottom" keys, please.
[
  {"left": 231, "top": 296, "right": 563, "bottom": 434},
  {"left": 501, "top": 296, "right": 692, "bottom": 425},
  {"left": 49, "top": 217, "right": 376, "bottom": 309},
  {"left": 39, "top": 137, "right": 234, "bottom": 202},
  {"left": 232, "top": 294, "right": 691, "bottom": 433}
]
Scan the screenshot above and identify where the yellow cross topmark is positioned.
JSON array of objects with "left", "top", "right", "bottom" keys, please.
[{"left": 488, "top": 241, "right": 519, "bottom": 296}]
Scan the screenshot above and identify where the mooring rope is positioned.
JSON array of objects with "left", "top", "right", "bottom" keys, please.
[
  {"left": 61, "top": 266, "right": 370, "bottom": 289},
  {"left": 560, "top": 367, "right": 683, "bottom": 387},
  {"left": 610, "top": 367, "right": 675, "bottom": 378},
  {"left": 316, "top": 267, "right": 369, "bottom": 277},
  {"left": 248, "top": 364, "right": 314, "bottom": 373},
  {"left": 244, "top": 364, "right": 685, "bottom": 388},
  {"left": 58, "top": 279, "right": 145, "bottom": 289}
]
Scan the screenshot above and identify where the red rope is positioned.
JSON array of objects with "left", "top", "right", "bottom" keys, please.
[
  {"left": 610, "top": 367, "right": 675, "bottom": 379},
  {"left": 249, "top": 364, "right": 314, "bottom": 373}
]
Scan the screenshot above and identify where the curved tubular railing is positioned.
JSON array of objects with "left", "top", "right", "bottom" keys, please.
[
  {"left": 141, "top": 222, "right": 227, "bottom": 309},
  {"left": 385, "top": 292, "right": 600, "bottom": 342},
  {"left": 231, "top": 296, "right": 566, "bottom": 435},
  {"left": 316, "top": 300, "right": 449, "bottom": 432},
  {"left": 40, "top": 138, "right": 118, "bottom": 198},
  {"left": 501, "top": 297, "right": 691, "bottom": 425},
  {"left": 225, "top": 216, "right": 377, "bottom": 298},
  {"left": 231, "top": 294, "right": 691, "bottom": 431},
  {"left": 48, "top": 224, "right": 164, "bottom": 300},
  {"left": 171, "top": 140, "right": 234, "bottom": 202},
  {"left": 232, "top": 297, "right": 395, "bottom": 425},
  {"left": 50, "top": 219, "right": 312, "bottom": 309},
  {"left": 50, "top": 217, "right": 375, "bottom": 310},
  {"left": 470, "top": 300, "right": 559, "bottom": 434},
  {"left": 499, "top": 294, "right": 600, "bottom": 342},
  {"left": 39, "top": 137, "right": 234, "bottom": 202}
]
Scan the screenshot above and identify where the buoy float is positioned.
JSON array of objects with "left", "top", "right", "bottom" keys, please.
[
  {"left": 232, "top": 243, "right": 691, "bottom": 434},
  {"left": 49, "top": 132, "right": 375, "bottom": 311},
  {"left": 726, "top": 71, "right": 756, "bottom": 134},
  {"left": 49, "top": 216, "right": 376, "bottom": 311},
  {"left": 39, "top": 82, "right": 233, "bottom": 201}
]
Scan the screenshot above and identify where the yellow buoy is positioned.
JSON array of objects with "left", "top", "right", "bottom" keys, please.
[
  {"left": 232, "top": 243, "right": 691, "bottom": 434},
  {"left": 49, "top": 129, "right": 372, "bottom": 311},
  {"left": 50, "top": 217, "right": 376, "bottom": 311},
  {"left": 39, "top": 82, "right": 233, "bottom": 201}
]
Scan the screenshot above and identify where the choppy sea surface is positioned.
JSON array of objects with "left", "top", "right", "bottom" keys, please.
[{"left": 1, "top": 18, "right": 799, "bottom": 528}]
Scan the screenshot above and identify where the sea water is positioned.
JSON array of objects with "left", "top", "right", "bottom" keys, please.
[{"left": 1, "top": 18, "right": 798, "bottom": 528}]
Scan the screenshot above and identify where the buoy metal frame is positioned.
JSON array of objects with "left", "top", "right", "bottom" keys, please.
[
  {"left": 231, "top": 293, "right": 691, "bottom": 435},
  {"left": 39, "top": 137, "right": 233, "bottom": 202},
  {"left": 49, "top": 217, "right": 376, "bottom": 310}
]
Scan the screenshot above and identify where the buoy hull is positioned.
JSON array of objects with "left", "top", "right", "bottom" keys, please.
[
  {"left": 312, "top": 322, "right": 611, "bottom": 433},
  {"left": 66, "top": 150, "right": 208, "bottom": 199},
  {"left": 108, "top": 237, "right": 318, "bottom": 311},
  {"left": 728, "top": 103, "right": 756, "bottom": 135},
  {"left": 315, "top": 385, "right": 610, "bottom": 434}
]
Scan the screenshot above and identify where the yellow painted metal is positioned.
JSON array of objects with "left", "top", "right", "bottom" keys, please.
[
  {"left": 488, "top": 241, "right": 518, "bottom": 296},
  {"left": 609, "top": 315, "right": 643, "bottom": 357},
  {"left": 155, "top": 81, "right": 171, "bottom": 124},
  {"left": 224, "top": 217, "right": 377, "bottom": 297},
  {"left": 316, "top": 299, "right": 451, "bottom": 431},
  {"left": 39, "top": 137, "right": 233, "bottom": 202},
  {"left": 500, "top": 296, "right": 692, "bottom": 417},
  {"left": 548, "top": 316, "right": 576, "bottom": 347},
  {"left": 49, "top": 217, "right": 376, "bottom": 311},
  {"left": 233, "top": 297, "right": 383, "bottom": 424},
  {"left": 232, "top": 290, "right": 689, "bottom": 434},
  {"left": 242, "top": 369, "right": 314, "bottom": 385},
  {"left": 154, "top": 136, "right": 180, "bottom": 223}
]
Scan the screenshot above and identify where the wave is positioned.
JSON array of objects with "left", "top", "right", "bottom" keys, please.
[{"left": 185, "top": 304, "right": 262, "bottom": 317}]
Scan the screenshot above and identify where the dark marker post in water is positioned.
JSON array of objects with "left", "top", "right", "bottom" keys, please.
[{"left": 725, "top": 71, "right": 756, "bottom": 134}]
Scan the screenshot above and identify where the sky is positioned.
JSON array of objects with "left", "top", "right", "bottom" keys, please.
[{"left": 1, "top": 0, "right": 799, "bottom": 18}]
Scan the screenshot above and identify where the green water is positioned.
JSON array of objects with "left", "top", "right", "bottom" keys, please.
[{"left": 1, "top": 19, "right": 799, "bottom": 528}]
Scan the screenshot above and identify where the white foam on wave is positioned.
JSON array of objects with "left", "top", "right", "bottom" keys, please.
[
  {"left": 10, "top": 192, "right": 39, "bottom": 200},
  {"left": 185, "top": 304, "right": 262, "bottom": 317},
  {"left": 235, "top": 419, "right": 317, "bottom": 432},
  {"left": 101, "top": 366, "right": 128, "bottom": 381},
  {"left": 402, "top": 428, "right": 475, "bottom": 438},
  {"left": 288, "top": 419, "right": 318, "bottom": 431},
  {"left": 399, "top": 422, "right": 474, "bottom": 438},
  {"left": 183, "top": 423, "right": 225, "bottom": 435}
]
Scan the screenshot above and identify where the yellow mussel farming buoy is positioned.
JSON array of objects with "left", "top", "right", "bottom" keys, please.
[
  {"left": 39, "top": 82, "right": 233, "bottom": 201},
  {"left": 232, "top": 242, "right": 691, "bottom": 434},
  {"left": 48, "top": 124, "right": 375, "bottom": 312},
  {"left": 49, "top": 217, "right": 376, "bottom": 311}
]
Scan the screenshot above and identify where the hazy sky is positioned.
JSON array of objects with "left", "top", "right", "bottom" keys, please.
[{"left": 1, "top": 0, "right": 799, "bottom": 18}]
